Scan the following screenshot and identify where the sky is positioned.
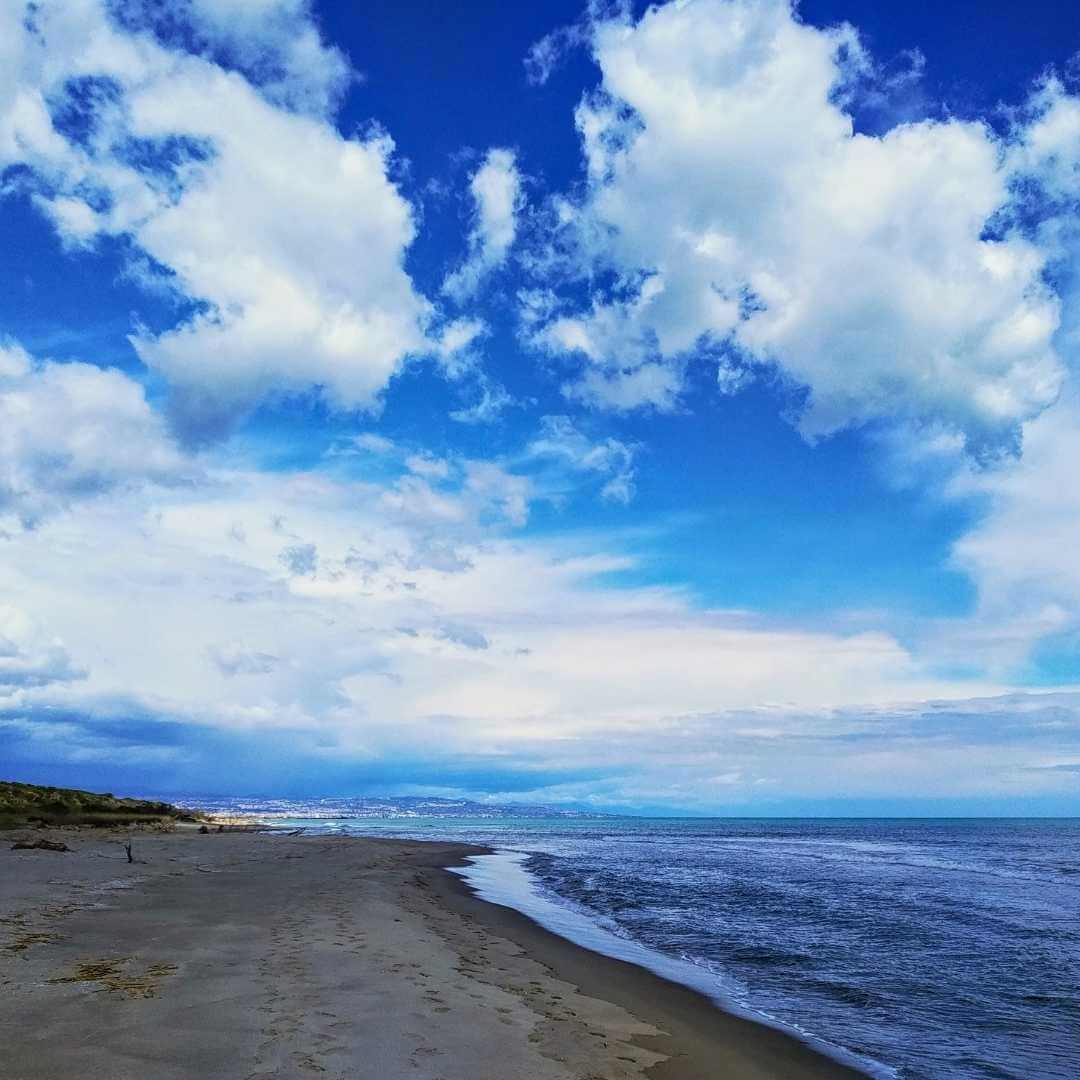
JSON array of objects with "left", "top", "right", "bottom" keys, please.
[{"left": 1, "top": 0, "right": 1080, "bottom": 814}]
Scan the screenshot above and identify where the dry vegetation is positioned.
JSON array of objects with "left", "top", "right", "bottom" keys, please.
[{"left": 0, "top": 781, "right": 196, "bottom": 829}]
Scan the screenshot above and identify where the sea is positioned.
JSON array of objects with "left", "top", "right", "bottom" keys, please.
[{"left": 189, "top": 807, "right": 1080, "bottom": 1080}]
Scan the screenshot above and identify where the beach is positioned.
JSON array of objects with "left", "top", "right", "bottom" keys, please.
[{"left": 1, "top": 827, "right": 864, "bottom": 1080}]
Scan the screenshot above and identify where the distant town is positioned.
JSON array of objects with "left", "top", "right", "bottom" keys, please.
[{"left": 176, "top": 795, "right": 615, "bottom": 820}]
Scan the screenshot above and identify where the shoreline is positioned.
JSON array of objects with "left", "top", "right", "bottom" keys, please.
[
  {"left": 442, "top": 848, "right": 882, "bottom": 1079},
  {"left": 2, "top": 827, "right": 867, "bottom": 1079},
  {"left": 432, "top": 848, "right": 869, "bottom": 1080}
]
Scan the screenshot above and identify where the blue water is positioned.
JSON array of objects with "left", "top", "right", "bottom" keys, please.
[{"left": 231, "top": 813, "right": 1080, "bottom": 1079}]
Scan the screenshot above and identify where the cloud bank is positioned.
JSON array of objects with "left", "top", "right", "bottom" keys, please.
[{"left": 3, "top": 455, "right": 1046, "bottom": 807}]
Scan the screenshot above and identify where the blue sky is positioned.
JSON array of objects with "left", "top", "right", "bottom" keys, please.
[{"left": 1, "top": 0, "right": 1079, "bottom": 814}]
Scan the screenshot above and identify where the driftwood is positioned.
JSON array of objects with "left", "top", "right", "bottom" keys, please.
[{"left": 11, "top": 838, "right": 70, "bottom": 852}]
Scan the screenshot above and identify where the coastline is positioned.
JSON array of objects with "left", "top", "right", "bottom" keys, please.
[
  {"left": 435, "top": 850, "right": 870, "bottom": 1080},
  {"left": 442, "top": 850, "right": 880, "bottom": 1079},
  {"left": 2, "top": 827, "right": 866, "bottom": 1079}
]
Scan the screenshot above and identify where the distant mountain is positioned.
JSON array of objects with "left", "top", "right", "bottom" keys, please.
[{"left": 178, "top": 794, "right": 617, "bottom": 820}]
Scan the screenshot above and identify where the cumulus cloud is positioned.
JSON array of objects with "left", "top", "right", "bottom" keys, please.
[
  {"left": 0, "top": 341, "right": 189, "bottom": 524},
  {"left": 1009, "top": 75, "right": 1080, "bottom": 206},
  {"left": 1006, "top": 76, "right": 1080, "bottom": 353},
  {"left": 529, "top": 0, "right": 1064, "bottom": 455},
  {"left": 443, "top": 148, "right": 524, "bottom": 301},
  {"left": 894, "top": 74, "right": 1080, "bottom": 677},
  {"left": 1, "top": 0, "right": 436, "bottom": 441},
  {"left": 169, "top": 0, "right": 352, "bottom": 114},
  {"left": 936, "top": 393, "right": 1080, "bottom": 675}
]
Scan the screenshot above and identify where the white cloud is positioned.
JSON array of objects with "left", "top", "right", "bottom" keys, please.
[
  {"left": 524, "top": 21, "right": 591, "bottom": 87},
  {"left": 1009, "top": 76, "right": 1080, "bottom": 205},
  {"left": 465, "top": 690, "right": 1080, "bottom": 811},
  {"left": 525, "top": 415, "right": 638, "bottom": 503},
  {"left": 0, "top": 457, "right": 1029, "bottom": 805},
  {"left": 33, "top": 195, "right": 99, "bottom": 249},
  {"left": 0, "top": 5, "right": 70, "bottom": 176},
  {"left": 279, "top": 542, "right": 318, "bottom": 576},
  {"left": 902, "top": 74, "right": 1080, "bottom": 677},
  {"left": 448, "top": 377, "right": 515, "bottom": 425},
  {"left": 209, "top": 641, "right": 281, "bottom": 677},
  {"left": 2, "top": 0, "right": 437, "bottom": 441},
  {"left": 532, "top": 0, "right": 1063, "bottom": 454},
  {"left": 128, "top": 92, "right": 428, "bottom": 439},
  {"left": 443, "top": 148, "right": 524, "bottom": 301},
  {"left": 0, "top": 341, "right": 1067, "bottom": 808},
  {"left": 523, "top": 1, "right": 619, "bottom": 87},
  {"left": 405, "top": 453, "right": 451, "bottom": 480},
  {"left": 939, "top": 393, "right": 1080, "bottom": 674},
  {"left": 0, "top": 605, "right": 84, "bottom": 693},
  {"left": 348, "top": 433, "right": 396, "bottom": 456},
  {"left": 436, "top": 623, "right": 490, "bottom": 651},
  {"left": 0, "top": 341, "right": 189, "bottom": 525},
  {"left": 1007, "top": 76, "right": 1080, "bottom": 357},
  {"left": 177, "top": 0, "right": 352, "bottom": 114},
  {"left": 431, "top": 317, "right": 488, "bottom": 384},
  {"left": 4, "top": 0, "right": 1080, "bottom": 809},
  {"left": 462, "top": 461, "right": 531, "bottom": 527}
]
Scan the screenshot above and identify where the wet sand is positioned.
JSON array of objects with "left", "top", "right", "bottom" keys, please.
[{"left": 0, "top": 828, "right": 866, "bottom": 1079}]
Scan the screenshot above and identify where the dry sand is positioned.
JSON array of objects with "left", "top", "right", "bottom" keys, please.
[{"left": 0, "top": 828, "right": 866, "bottom": 1079}]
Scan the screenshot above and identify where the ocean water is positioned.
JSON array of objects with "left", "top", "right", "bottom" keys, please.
[{"left": 217, "top": 812, "right": 1080, "bottom": 1079}]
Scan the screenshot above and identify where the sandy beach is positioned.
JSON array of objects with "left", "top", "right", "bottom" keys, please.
[{"left": 1, "top": 828, "right": 865, "bottom": 1080}]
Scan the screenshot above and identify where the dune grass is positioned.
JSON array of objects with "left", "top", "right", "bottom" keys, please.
[{"left": 0, "top": 780, "right": 196, "bottom": 829}]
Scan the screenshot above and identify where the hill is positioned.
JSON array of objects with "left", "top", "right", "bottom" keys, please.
[{"left": 0, "top": 781, "right": 197, "bottom": 828}]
